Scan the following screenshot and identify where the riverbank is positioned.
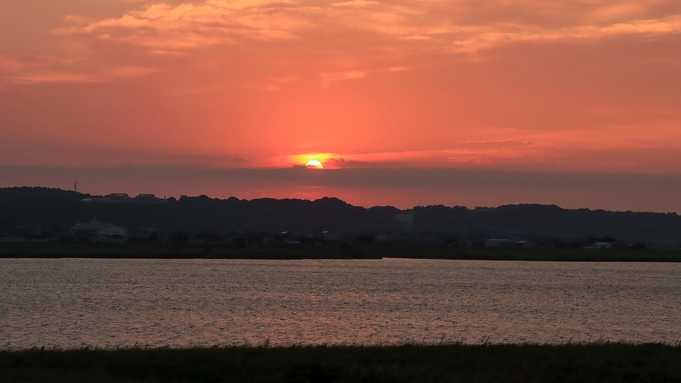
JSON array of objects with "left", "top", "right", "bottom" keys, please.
[
  {"left": 1, "top": 243, "right": 681, "bottom": 261},
  {"left": 2, "top": 343, "right": 679, "bottom": 382}
]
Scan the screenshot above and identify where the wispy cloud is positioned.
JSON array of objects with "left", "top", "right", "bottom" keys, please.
[
  {"left": 57, "top": 0, "right": 681, "bottom": 55},
  {"left": 331, "top": 0, "right": 379, "bottom": 7},
  {"left": 321, "top": 70, "right": 367, "bottom": 87},
  {"left": 58, "top": 0, "right": 306, "bottom": 52},
  {"left": 277, "top": 139, "right": 681, "bottom": 174},
  {"left": 444, "top": 15, "right": 681, "bottom": 53},
  {"left": 279, "top": 141, "right": 556, "bottom": 169},
  {"left": 10, "top": 0, "right": 672, "bottom": 87},
  {"left": 0, "top": 55, "right": 156, "bottom": 84}
]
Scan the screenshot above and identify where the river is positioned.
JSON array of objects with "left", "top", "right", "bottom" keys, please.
[{"left": 1, "top": 258, "right": 679, "bottom": 349}]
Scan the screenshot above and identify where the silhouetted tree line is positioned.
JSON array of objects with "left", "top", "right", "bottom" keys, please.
[{"left": 1, "top": 187, "right": 680, "bottom": 245}]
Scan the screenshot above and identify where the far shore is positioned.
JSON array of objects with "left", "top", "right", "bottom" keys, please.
[{"left": 1, "top": 243, "right": 681, "bottom": 262}]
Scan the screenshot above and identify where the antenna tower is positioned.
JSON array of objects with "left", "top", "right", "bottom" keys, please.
[{"left": 74, "top": 181, "right": 78, "bottom": 193}]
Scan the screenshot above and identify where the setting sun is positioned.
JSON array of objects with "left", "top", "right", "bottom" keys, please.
[{"left": 305, "top": 160, "right": 323, "bottom": 169}]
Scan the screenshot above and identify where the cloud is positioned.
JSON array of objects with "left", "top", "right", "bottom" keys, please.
[
  {"left": 331, "top": 0, "right": 379, "bottom": 7},
  {"left": 321, "top": 70, "right": 367, "bottom": 87},
  {"left": 59, "top": 0, "right": 306, "bottom": 51},
  {"left": 0, "top": 139, "right": 249, "bottom": 168},
  {"left": 444, "top": 15, "right": 681, "bottom": 53},
  {"left": 0, "top": 55, "right": 157, "bottom": 84},
  {"left": 0, "top": 55, "right": 97, "bottom": 84},
  {"left": 264, "top": 75, "right": 297, "bottom": 92},
  {"left": 443, "top": 141, "right": 555, "bottom": 165},
  {"left": 56, "top": 0, "right": 681, "bottom": 53},
  {"left": 281, "top": 142, "right": 556, "bottom": 170},
  {"left": 25, "top": 0, "right": 676, "bottom": 88},
  {"left": 276, "top": 138, "right": 681, "bottom": 174}
]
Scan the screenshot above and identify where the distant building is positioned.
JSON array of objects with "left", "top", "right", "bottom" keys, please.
[
  {"left": 129, "top": 228, "right": 157, "bottom": 240},
  {"left": 98, "top": 225, "right": 127, "bottom": 236},
  {"left": 59, "top": 232, "right": 77, "bottom": 242},
  {"left": 70, "top": 221, "right": 128, "bottom": 237},
  {"left": 449, "top": 239, "right": 472, "bottom": 247},
  {"left": 134, "top": 194, "right": 164, "bottom": 203},
  {"left": 0, "top": 236, "right": 25, "bottom": 243},
  {"left": 485, "top": 239, "right": 512, "bottom": 248},
  {"left": 515, "top": 240, "right": 533, "bottom": 248},
  {"left": 88, "top": 235, "right": 109, "bottom": 243},
  {"left": 393, "top": 212, "right": 414, "bottom": 229},
  {"left": 585, "top": 242, "right": 611, "bottom": 250},
  {"left": 80, "top": 193, "right": 165, "bottom": 204},
  {"left": 108, "top": 193, "right": 130, "bottom": 199}
]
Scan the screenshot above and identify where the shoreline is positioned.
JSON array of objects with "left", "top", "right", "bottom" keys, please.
[{"left": 1, "top": 243, "right": 681, "bottom": 262}]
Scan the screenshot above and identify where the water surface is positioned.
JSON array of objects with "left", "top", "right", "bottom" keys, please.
[{"left": 1, "top": 258, "right": 679, "bottom": 348}]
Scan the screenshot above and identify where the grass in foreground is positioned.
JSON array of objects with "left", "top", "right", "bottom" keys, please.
[{"left": 1, "top": 343, "right": 680, "bottom": 383}]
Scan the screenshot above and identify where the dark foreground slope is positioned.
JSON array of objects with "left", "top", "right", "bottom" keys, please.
[{"left": 2, "top": 344, "right": 680, "bottom": 383}]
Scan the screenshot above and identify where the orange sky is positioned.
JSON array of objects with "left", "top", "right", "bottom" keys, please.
[{"left": 1, "top": 0, "right": 681, "bottom": 210}]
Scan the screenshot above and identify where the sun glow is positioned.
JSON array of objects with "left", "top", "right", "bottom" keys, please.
[
  {"left": 291, "top": 153, "right": 335, "bottom": 168},
  {"left": 305, "top": 159, "right": 323, "bottom": 169}
]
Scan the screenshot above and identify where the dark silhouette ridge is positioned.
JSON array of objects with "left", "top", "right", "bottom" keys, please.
[{"left": 1, "top": 187, "right": 680, "bottom": 245}]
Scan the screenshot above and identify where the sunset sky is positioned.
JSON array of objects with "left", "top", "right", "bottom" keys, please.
[{"left": 1, "top": 0, "right": 681, "bottom": 211}]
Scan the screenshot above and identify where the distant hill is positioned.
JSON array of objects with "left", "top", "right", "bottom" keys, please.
[
  {"left": 0, "top": 187, "right": 402, "bottom": 235},
  {"left": 1, "top": 187, "right": 680, "bottom": 244}
]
